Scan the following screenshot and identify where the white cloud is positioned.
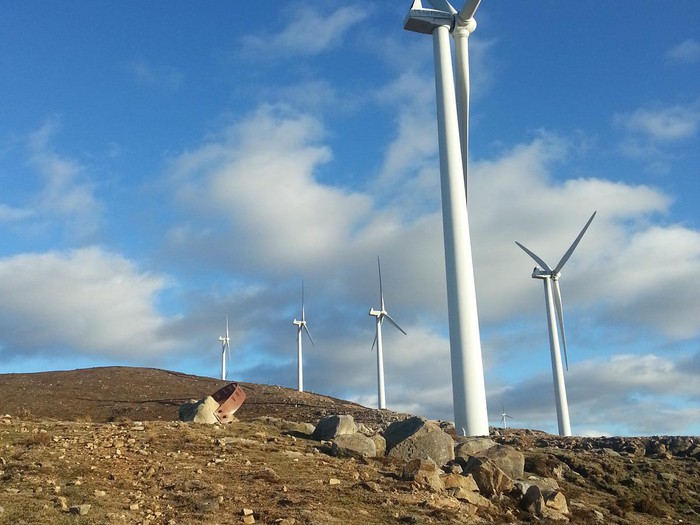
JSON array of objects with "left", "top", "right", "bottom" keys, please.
[
  {"left": 126, "top": 60, "right": 183, "bottom": 90},
  {"left": 0, "top": 203, "right": 34, "bottom": 222},
  {"left": 667, "top": 39, "right": 700, "bottom": 63},
  {"left": 166, "top": 104, "right": 373, "bottom": 273},
  {"left": 27, "top": 121, "right": 103, "bottom": 239},
  {"left": 0, "top": 247, "right": 172, "bottom": 359},
  {"left": 240, "top": 4, "right": 369, "bottom": 58},
  {"left": 614, "top": 102, "right": 700, "bottom": 142}
]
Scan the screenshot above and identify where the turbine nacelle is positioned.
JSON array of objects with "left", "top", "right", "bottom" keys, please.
[
  {"left": 369, "top": 308, "right": 385, "bottom": 318},
  {"left": 404, "top": 0, "right": 455, "bottom": 34},
  {"left": 531, "top": 268, "right": 561, "bottom": 281}
]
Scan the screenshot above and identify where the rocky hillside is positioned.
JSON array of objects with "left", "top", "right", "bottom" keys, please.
[{"left": 0, "top": 367, "right": 698, "bottom": 525}]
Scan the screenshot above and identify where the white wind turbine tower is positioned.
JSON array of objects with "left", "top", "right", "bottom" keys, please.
[
  {"left": 404, "top": 0, "right": 489, "bottom": 436},
  {"left": 369, "top": 257, "right": 407, "bottom": 410},
  {"left": 515, "top": 211, "right": 596, "bottom": 437},
  {"left": 292, "top": 281, "right": 314, "bottom": 393},
  {"left": 219, "top": 317, "right": 231, "bottom": 381}
]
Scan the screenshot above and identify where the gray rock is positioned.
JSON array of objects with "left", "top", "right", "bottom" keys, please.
[
  {"left": 520, "top": 484, "right": 544, "bottom": 514},
  {"left": 178, "top": 396, "right": 219, "bottom": 424},
  {"left": 331, "top": 433, "right": 377, "bottom": 459},
  {"left": 454, "top": 437, "right": 496, "bottom": 458},
  {"left": 401, "top": 458, "right": 444, "bottom": 493},
  {"left": 311, "top": 415, "right": 357, "bottom": 441},
  {"left": 475, "top": 444, "right": 524, "bottom": 480},
  {"left": 463, "top": 456, "right": 514, "bottom": 497},
  {"left": 384, "top": 417, "right": 455, "bottom": 466},
  {"left": 370, "top": 433, "right": 387, "bottom": 457}
]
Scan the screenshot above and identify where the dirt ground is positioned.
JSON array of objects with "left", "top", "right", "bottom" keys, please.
[{"left": 0, "top": 367, "right": 698, "bottom": 525}]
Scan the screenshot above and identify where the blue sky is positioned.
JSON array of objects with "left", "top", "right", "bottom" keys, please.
[{"left": 1, "top": 1, "right": 699, "bottom": 436}]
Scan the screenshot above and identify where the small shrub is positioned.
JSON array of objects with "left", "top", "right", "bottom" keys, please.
[{"left": 634, "top": 495, "right": 665, "bottom": 517}]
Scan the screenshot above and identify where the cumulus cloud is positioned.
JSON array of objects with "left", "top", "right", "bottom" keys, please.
[
  {"left": 0, "top": 247, "right": 172, "bottom": 359},
  {"left": 614, "top": 102, "right": 700, "bottom": 142},
  {"left": 495, "top": 352, "right": 700, "bottom": 436},
  {"left": 240, "top": 4, "right": 369, "bottom": 58},
  {"left": 166, "top": 104, "right": 373, "bottom": 274}
]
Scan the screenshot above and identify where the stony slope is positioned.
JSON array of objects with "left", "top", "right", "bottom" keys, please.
[{"left": 0, "top": 367, "right": 698, "bottom": 525}]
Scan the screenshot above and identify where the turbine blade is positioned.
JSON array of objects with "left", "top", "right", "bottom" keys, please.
[
  {"left": 426, "top": 0, "right": 457, "bottom": 14},
  {"left": 301, "top": 280, "right": 306, "bottom": 321},
  {"left": 377, "top": 256, "right": 385, "bottom": 311},
  {"left": 226, "top": 316, "right": 230, "bottom": 340},
  {"left": 370, "top": 332, "right": 378, "bottom": 352},
  {"left": 515, "top": 241, "right": 552, "bottom": 272},
  {"left": 384, "top": 313, "right": 407, "bottom": 336},
  {"left": 554, "top": 211, "right": 597, "bottom": 274},
  {"left": 458, "top": 0, "right": 481, "bottom": 20},
  {"left": 552, "top": 279, "right": 569, "bottom": 371},
  {"left": 303, "top": 324, "right": 315, "bottom": 347}
]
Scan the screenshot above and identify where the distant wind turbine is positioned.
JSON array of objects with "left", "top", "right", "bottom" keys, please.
[
  {"left": 515, "top": 211, "right": 596, "bottom": 437},
  {"left": 369, "top": 257, "right": 406, "bottom": 410},
  {"left": 500, "top": 405, "right": 513, "bottom": 429},
  {"left": 404, "top": 0, "right": 490, "bottom": 436},
  {"left": 292, "top": 281, "right": 314, "bottom": 393},
  {"left": 219, "top": 317, "right": 231, "bottom": 381}
]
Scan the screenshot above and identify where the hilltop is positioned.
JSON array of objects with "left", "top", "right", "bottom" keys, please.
[{"left": 0, "top": 367, "right": 698, "bottom": 524}]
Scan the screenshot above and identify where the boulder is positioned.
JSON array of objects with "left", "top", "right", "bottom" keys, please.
[
  {"left": 454, "top": 437, "right": 497, "bottom": 458},
  {"left": 370, "top": 433, "right": 387, "bottom": 457},
  {"left": 475, "top": 444, "right": 524, "bottom": 480},
  {"left": 520, "top": 484, "right": 545, "bottom": 514},
  {"left": 311, "top": 415, "right": 356, "bottom": 441},
  {"left": 331, "top": 433, "right": 377, "bottom": 459},
  {"left": 441, "top": 472, "right": 490, "bottom": 506},
  {"left": 384, "top": 417, "right": 455, "bottom": 466},
  {"left": 518, "top": 483, "right": 569, "bottom": 520},
  {"left": 178, "top": 396, "right": 220, "bottom": 424},
  {"left": 463, "top": 456, "right": 514, "bottom": 497},
  {"left": 401, "top": 458, "right": 444, "bottom": 493}
]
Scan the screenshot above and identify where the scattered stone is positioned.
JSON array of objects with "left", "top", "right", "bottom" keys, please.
[
  {"left": 329, "top": 478, "right": 341, "bottom": 485},
  {"left": 239, "top": 509, "right": 256, "bottom": 525},
  {"left": 361, "top": 481, "right": 382, "bottom": 493},
  {"left": 55, "top": 496, "right": 69, "bottom": 511},
  {"left": 68, "top": 504, "right": 91, "bottom": 516}
]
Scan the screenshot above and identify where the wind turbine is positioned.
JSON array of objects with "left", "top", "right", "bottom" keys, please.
[
  {"left": 292, "top": 281, "right": 314, "bottom": 393},
  {"left": 500, "top": 405, "right": 513, "bottom": 429},
  {"left": 219, "top": 317, "right": 231, "bottom": 381},
  {"left": 515, "top": 211, "right": 596, "bottom": 437},
  {"left": 369, "top": 257, "right": 406, "bottom": 410},
  {"left": 404, "top": 0, "right": 489, "bottom": 436}
]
